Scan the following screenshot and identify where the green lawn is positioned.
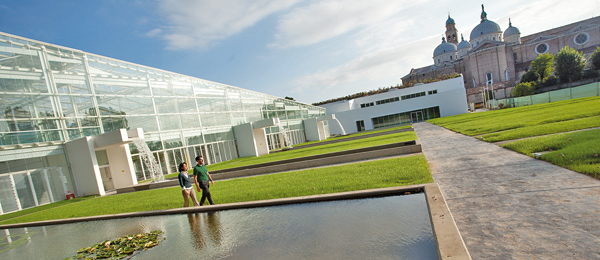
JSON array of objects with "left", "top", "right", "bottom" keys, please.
[
  {"left": 428, "top": 96, "right": 600, "bottom": 136},
  {"left": 292, "top": 125, "right": 411, "bottom": 147},
  {"left": 0, "top": 155, "right": 431, "bottom": 225},
  {"left": 479, "top": 115, "right": 600, "bottom": 142},
  {"left": 426, "top": 96, "right": 600, "bottom": 179},
  {"left": 159, "top": 130, "right": 417, "bottom": 180},
  {"left": 500, "top": 129, "right": 600, "bottom": 179}
]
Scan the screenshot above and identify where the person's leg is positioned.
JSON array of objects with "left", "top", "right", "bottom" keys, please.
[
  {"left": 182, "top": 190, "right": 190, "bottom": 207},
  {"left": 199, "top": 182, "right": 207, "bottom": 206},
  {"left": 189, "top": 188, "right": 200, "bottom": 206},
  {"left": 202, "top": 181, "right": 214, "bottom": 205}
]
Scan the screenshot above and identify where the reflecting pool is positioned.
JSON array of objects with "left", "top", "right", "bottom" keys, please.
[{"left": 0, "top": 193, "right": 437, "bottom": 259}]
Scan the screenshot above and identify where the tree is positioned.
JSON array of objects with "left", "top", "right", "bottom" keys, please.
[
  {"left": 529, "top": 53, "right": 554, "bottom": 81},
  {"left": 520, "top": 70, "right": 540, "bottom": 83},
  {"left": 511, "top": 82, "right": 536, "bottom": 97},
  {"left": 590, "top": 46, "right": 600, "bottom": 71},
  {"left": 554, "top": 46, "right": 587, "bottom": 83}
]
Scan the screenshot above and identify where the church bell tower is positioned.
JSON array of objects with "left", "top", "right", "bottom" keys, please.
[{"left": 445, "top": 14, "right": 459, "bottom": 44}]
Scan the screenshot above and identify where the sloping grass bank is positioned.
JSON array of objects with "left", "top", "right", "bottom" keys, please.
[
  {"left": 426, "top": 96, "right": 599, "bottom": 179},
  {"left": 180, "top": 130, "right": 417, "bottom": 174},
  {"left": 292, "top": 125, "right": 411, "bottom": 147},
  {"left": 428, "top": 96, "right": 600, "bottom": 138},
  {"left": 0, "top": 155, "right": 431, "bottom": 225},
  {"left": 501, "top": 129, "right": 600, "bottom": 179}
]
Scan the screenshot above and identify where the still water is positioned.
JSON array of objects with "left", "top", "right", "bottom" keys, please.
[{"left": 0, "top": 193, "right": 437, "bottom": 259}]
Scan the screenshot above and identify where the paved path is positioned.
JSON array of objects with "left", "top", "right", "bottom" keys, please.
[{"left": 413, "top": 122, "right": 600, "bottom": 260}]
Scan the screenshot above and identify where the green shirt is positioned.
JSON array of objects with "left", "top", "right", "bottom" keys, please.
[{"left": 193, "top": 164, "right": 209, "bottom": 182}]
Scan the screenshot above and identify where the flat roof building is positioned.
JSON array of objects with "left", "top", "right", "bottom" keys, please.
[
  {"left": 0, "top": 32, "right": 327, "bottom": 214},
  {"left": 320, "top": 75, "right": 468, "bottom": 135}
]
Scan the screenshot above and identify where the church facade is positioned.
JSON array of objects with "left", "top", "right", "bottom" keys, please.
[{"left": 401, "top": 5, "right": 600, "bottom": 105}]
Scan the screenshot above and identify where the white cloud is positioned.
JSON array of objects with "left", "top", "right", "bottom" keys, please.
[
  {"left": 156, "top": 0, "right": 301, "bottom": 50},
  {"left": 145, "top": 28, "right": 162, "bottom": 37},
  {"left": 289, "top": 34, "right": 438, "bottom": 99},
  {"left": 270, "top": 0, "right": 426, "bottom": 49}
]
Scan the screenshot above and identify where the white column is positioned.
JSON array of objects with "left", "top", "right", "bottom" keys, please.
[
  {"left": 58, "top": 167, "right": 69, "bottom": 194},
  {"left": 43, "top": 169, "right": 55, "bottom": 203},
  {"left": 9, "top": 174, "right": 22, "bottom": 211},
  {"left": 4, "top": 230, "right": 11, "bottom": 244},
  {"left": 26, "top": 171, "right": 39, "bottom": 206}
]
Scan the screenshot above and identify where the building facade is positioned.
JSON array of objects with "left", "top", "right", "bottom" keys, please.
[
  {"left": 321, "top": 76, "right": 468, "bottom": 135},
  {"left": 402, "top": 5, "right": 600, "bottom": 105},
  {"left": 0, "top": 32, "right": 326, "bottom": 214}
]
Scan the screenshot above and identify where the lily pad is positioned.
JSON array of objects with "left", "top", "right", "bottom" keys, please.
[{"left": 65, "top": 230, "right": 164, "bottom": 260}]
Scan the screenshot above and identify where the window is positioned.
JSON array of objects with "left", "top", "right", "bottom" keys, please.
[
  {"left": 486, "top": 73, "right": 493, "bottom": 85},
  {"left": 356, "top": 120, "right": 365, "bottom": 132},
  {"left": 574, "top": 33, "right": 589, "bottom": 45},
  {"left": 505, "top": 70, "right": 509, "bottom": 81},
  {"left": 513, "top": 53, "right": 518, "bottom": 63},
  {"left": 428, "top": 90, "right": 438, "bottom": 95},
  {"left": 535, "top": 43, "right": 549, "bottom": 54},
  {"left": 401, "top": 92, "right": 426, "bottom": 100},
  {"left": 375, "top": 97, "right": 400, "bottom": 106},
  {"left": 360, "top": 102, "right": 374, "bottom": 108},
  {"left": 371, "top": 106, "right": 440, "bottom": 129}
]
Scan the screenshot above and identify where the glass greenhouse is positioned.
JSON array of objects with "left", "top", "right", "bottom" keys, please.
[{"left": 0, "top": 32, "right": 326, "bottom": 214}]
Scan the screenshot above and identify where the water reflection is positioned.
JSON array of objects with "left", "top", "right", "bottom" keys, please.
[
  {"left": 0, "top": 194, "right": 438, "bottom": 259},
  {"left": 187, "top": 212, "right": 222, "bottom": 251}
]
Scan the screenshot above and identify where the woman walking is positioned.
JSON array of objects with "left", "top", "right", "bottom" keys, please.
[{"left": 178, "top": 162, "right": 199, "bottom": 207}]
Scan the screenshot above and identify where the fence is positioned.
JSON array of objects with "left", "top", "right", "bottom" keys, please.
[{"left": 489, "top": 82, "right": 600, "bottom": 108}]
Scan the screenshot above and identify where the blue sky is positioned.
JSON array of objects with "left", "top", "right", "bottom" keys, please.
[{"left": 1, "top": 0, "right": 598, "bottom": 104}]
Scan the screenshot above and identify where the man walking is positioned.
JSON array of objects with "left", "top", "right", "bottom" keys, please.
[{"left": 193, "top": 155, "right": 215, "bottom": 205}]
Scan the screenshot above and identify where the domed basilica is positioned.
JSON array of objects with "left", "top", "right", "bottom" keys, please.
[{"left": 401, "top": 5, "right": 600, "bottom": 105}]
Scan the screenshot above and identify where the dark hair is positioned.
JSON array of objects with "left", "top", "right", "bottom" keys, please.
[
  {"left": 195, "top": 155, "right": 203, "bottom": 161},
  {"left": 178, "top": 162, "right": 187, "bottom": 172}
]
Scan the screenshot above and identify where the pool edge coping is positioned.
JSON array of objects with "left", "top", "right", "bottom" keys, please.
[{"left": 0, "top": 184, "right": 470, "bottom": 260}]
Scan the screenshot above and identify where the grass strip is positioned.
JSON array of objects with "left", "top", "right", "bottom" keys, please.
[
  {"left": 292, "top": 125, "right": 411, "bottom": 147},
  {"left": 500, "top": 129, "right": 600, "bottom": 179},
  {"left": 428, "top": 96, "right": 600, "bottom": 135},
  {"left": 159, "top": 130, "right": 417, "bottom": 180},
  {"left": 0, "top": 196, "right": 93, "bottom": 222},
  {"left": 207, "top": 131, "right": 416, "bottom": 171},
  {"left": 480, "top": 115, "right": 600, "bottom": 142},
  {"left": 0, "top": 155, "right": 431, "bottom": 225}
]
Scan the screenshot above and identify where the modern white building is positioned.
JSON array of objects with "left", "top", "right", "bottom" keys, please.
[
  {"left": 0, "top": 32, "right": 327, "bottom": 214},
  {"left": 320, "top": 76, "right": 468, "bottom": 135}
]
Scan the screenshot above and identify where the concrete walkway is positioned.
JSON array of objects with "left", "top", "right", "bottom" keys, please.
[{"left": 413, "top": 122, "right": 600, "bottom": 260}]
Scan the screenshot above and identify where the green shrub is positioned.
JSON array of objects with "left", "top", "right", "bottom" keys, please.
[
  {"left": 555, "top": 46, "right": 587, "bottom": 83},
  {"left": 590, "top": 46, "right": 600, "bottom": 70},
  {"left": 511, "top": 82, "right": 536, "bottom": 97},
  {"left": 582, "top": 69, "right": 600, "bottom": 79},
  {"left": 541, "top": 75, "right": 559, "bottom": 87},
  {"left": 521, "top": 70, "right": 540, "bottom": 83}
]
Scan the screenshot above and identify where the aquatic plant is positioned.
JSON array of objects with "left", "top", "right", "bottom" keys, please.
[{"left": 65, "top": 230, "right": 164, "bottom": 259}]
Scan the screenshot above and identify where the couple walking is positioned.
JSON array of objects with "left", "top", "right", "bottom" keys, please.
[{"left": 178, "top": 155, "right": 215, "bottom": 207}]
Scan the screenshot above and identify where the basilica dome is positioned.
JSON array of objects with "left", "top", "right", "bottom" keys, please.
[
  {"left": 469, "top": 5, "right": 502, "bottom": 41},
  {"left": 446, "top": 15, "right": 455, "bottom": 26},
  {"left": 503, "top": 19, "right": 521, "bottom": 38},
  {"left": 470, "top": 20, "right": 501, "bottom": 41},
  {"left": 457, "top": 35, "right": 471, "bottom": 50},
  {"left": 433, "top": 37, "right": 457, "bottom": 57}
]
